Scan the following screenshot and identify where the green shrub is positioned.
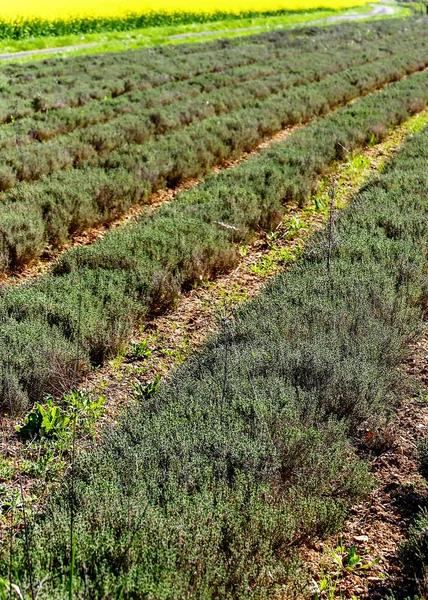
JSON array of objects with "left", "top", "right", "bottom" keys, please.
[{"left": 417, "top": 438, "right": 428, "bottom": 481}]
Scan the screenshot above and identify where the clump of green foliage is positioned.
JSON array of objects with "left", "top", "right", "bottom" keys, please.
[
  {"left": 15, "top": 397, "right": 71, "bottom": 440},
  {"left": 15, "top": 390, "right": 105, "bottom": 441},
  {"left": 417, "top": 438, "right": 428, "bottom": 481},
  {"left": 400, "top": 507, "right": 428, "bottom": 589},
  {"left": 2, "top": 110, "right": 428, "bottom": 599}
]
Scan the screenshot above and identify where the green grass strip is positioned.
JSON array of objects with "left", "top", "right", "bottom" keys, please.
[{"left": 0, "top": 6, "right": 367, "bottom": 41}]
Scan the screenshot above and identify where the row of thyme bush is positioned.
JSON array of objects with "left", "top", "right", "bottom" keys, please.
[
  {"left": 4, "top": 108, "right": 428, "bottom": 600},
  {"left": 2, "top": 48, "right": 428, "bottom": 272},
  {"left": 2, "top": 32, "right": 427, "bottom": 171},
  {"left": 0, "top": 70, "right": 427, "bottom": 416},
  {"left": 0, "top": 17, "right": 424, "bottom": 123},
  {"left": 0, "top": 33, "right": 301, "bottom": 122},
  {"left": 0, "top": 49, "right": 333, "bottom": 146},
  {"left": 2, "top": 29, "right": 416, "bottom": 149},
  {"left": 0, "top": 21, "right": 367, "bottom": 120}
]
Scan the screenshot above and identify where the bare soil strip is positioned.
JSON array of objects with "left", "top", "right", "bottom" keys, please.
[{"left": 0, "top": 43, "right": 99, "bottom": 60}]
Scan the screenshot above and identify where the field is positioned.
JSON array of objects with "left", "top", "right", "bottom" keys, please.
[
  {"left": 1, "top": 12, "right": 428, "bottom": 600},
  {"left": 0, "top": 0, "right": 368, "bottom": 20},
  {"left": 0, "top": 18, "right": 427, "bottom": 413}
]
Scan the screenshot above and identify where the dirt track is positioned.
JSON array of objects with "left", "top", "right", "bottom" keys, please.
[{"left": 169, "top": 3, "right": 396, "bottom": 39}]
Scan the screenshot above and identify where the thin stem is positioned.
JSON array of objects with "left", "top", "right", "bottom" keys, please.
[
  {"left": 8, "top": 472, "right": 13, "bottom": 600},
  {"left": 68, "top": 412, "right": 77, "bottom": 600},
  {"left": 220, "top": 313, "right": 230, "bottom": 427},
  {"left": 69, "top": 258, "right": 82, "bottom": 600},
  {"left": 18, "top": 471, "right": 35, "bottom": 600}
]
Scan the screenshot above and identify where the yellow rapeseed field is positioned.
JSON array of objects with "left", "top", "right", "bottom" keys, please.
[{"left": 1, "top": 0, "right": 368, "bottom": 20}]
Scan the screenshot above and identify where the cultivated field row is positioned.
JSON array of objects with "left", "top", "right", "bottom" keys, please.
[
  {"left": 0, "top": 19, "right": 406, "bottom": 121},
  {"left": 1, "top": 28, "right": 428, "bottom": 272},
  {"left": 3, "top": 109, "right": 425, "bottom": 550},
  {"left": 3, "top": 30, "right": 423, "bottom": 148},
  {"left": 1, "top": 69, "right": 427, "bottom": 415},
  {"left": 0, "top": 17, "right": 419, "bottom": 119},
  {"left": 80, "top": 110, "right": 428, "bottom": 414},
  {"left": 5, "top": 112, "right": 428, "bottom": 600}
]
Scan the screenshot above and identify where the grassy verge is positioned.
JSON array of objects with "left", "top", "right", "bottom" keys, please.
[
  {"left": 0, "top": 69, "right": 427, "bottom": 417},
  {"left": 2, "top": 100, "right": 428, "bottom": 600}
]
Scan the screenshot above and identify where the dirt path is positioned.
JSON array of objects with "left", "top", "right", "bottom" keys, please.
[
  {"left": 0, "top": 3, "right": 398, "bottom": 61},
  {"left": 169, "top": 4, "right": 397, "bottom": 40},
  {"left": 309, "top": 2, "right": 396, "bottom": 25},
  {"left": 0, "top": 42, "right": 99, "bottom": 60}
]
